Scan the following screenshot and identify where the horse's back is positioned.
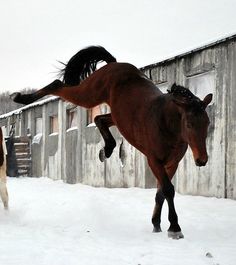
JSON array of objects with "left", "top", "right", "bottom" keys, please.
[{"left": 99, "top": 62, "right": 161, "bottom": 103}]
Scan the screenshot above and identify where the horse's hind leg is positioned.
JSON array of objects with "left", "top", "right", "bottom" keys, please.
[
  {"left": 94, "top": 114, "right": 116, "bottom": 162},
  {"left": 0, "top": 162, "right": 9, "bottom": 210},
  {"left": 11, "top": 79, "right": 63, "bottom": 105},
  {"left": 0, "top": 181, "right": 8, "bottom": 210}
]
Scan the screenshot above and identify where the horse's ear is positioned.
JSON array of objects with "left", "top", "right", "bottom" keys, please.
[
  {"left": 203, "top": 93, "right": 213, "bottom": 108},
  {"left": 172, "top": 83, "right": 177, "bottom": 89}
]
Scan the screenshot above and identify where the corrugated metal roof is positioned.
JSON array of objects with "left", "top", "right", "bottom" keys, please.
[{"left": 141, "top": 33, "right": 236, "bottom": 71}]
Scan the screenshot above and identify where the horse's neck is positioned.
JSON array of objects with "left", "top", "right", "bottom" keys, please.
[{"left": 162, "top": 99, "right": 184, "bottom": 142}]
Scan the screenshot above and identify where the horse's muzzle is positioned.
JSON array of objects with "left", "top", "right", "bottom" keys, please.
[{"left": 195, "top": 158, "right": 207, "bottom": 167}]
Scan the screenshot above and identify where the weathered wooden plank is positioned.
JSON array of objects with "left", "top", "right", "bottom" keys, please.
[
  {"left": 18, "top": 170, "right": 30, "bottom": 175},
  {"left": 14, "top": 146, "right": 30, "bottom": 152},
  {"left": 15, "top": 154, "right": 31, "bottom": 159},
  {"left": 14, "top": 143, "right": 30, "bottom": 147},
  {"left": 14, "top": 142, "right": 29, "bottom": 145},
  {"left": 16, "top": 161, "right": 31, "bottom": 165},
  {"left": 13, "top": 136, "right": 31, "bottom": 143},
  {"left": 17, "top": 164, "right": 31, "bottom": 169}
]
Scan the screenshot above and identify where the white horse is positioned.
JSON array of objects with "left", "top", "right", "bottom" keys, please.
[{"left": 0, "top": 127, "right": 8, "bottom": 210}]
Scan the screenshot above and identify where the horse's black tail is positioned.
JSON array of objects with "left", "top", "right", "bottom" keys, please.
[{"left": 60, "top": 46, "right": 117, "bottom": 86}]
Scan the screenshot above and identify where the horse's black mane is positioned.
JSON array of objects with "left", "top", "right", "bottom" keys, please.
[
  {"left": 60, "top": 46, "right": 116, "bottom": 86},
  {"left": 168, "top": 83, "right": 204, "bottom": 111},
  {"left": 168, "top": 83, "right": 197, "bottom": 100}
]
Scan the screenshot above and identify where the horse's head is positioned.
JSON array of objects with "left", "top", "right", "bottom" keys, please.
[{"left": 169, "top": 84, "right": 213, "bottom": 167}]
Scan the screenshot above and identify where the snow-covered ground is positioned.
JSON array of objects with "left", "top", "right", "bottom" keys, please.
[{"left": 0, "top": 177, "right": 236, "bottom": 265}]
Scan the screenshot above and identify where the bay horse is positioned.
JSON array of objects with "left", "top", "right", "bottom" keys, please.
[
  {"left": 11, "top": 46, "right": 212, "bottom": 239},
  {"left": 0, "top": 127, "right": 9, "bottom": 209}
]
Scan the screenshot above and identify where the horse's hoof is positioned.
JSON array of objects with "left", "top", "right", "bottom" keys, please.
[
  {"left": 10, "top": 92, "right": 21, "bottom": 102},
  {"left": 153, "top": 227, "right": 162, "bottom": 233},
  {"left": 99, "top": 148, "right": 106, "bottom": 162},
  {"left": 168, "top": 231, "right": 184, "bottom": 239}
]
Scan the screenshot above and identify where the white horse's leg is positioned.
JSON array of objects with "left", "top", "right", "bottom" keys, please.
[
  {"left": 0, "top": 160, "right": 9, "bottom": 210},
  {"left": 0, "top": 181, "right": 8, "bottom": 210}
]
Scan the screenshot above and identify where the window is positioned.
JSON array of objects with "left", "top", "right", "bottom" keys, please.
[
  {"left": 87, "top": 104, "right": 110, "bottom": 125},
  {"left": 87, "top": 106, "right": 101, "bottom": 125},
  {"left": 187, "top": 71, "right": 215, "bottom": 135},
  {"left": 187, "top": 71, "right": 215, "bottom": 103},
  {"left": 50, "top": 116, "right": 58, "bottom": 134},
  {"left": 15, "top": 122, "right": 20, "bottom": 136},
  {"left": 35, "top": 117, "right": 42, "bottom": 134},
  {"left": 67, "top": 109, "right": 77, "bottom": 129}
]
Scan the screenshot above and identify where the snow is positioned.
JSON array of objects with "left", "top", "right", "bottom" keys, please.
[
  {"left": 49, "top": 132, "right": 59, "bottom": 137},
  {"left": 1, "top": 177, "right": 236, "bottom": 265},
  {"left": 66, "top": 126, "right": 78, "bottom": 132},
  {"left": 87, "top": 122, "right": 96, "bottom": 127},
  {"left": 32, "top": 133, "right": 43, "bottom": 144}
]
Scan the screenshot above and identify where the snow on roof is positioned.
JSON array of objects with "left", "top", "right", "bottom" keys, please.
[{"left": 0, "top": 96, "right": 59, "bottom": 120}]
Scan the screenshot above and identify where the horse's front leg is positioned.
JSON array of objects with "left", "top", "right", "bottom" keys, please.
[
  {"left": 163, "top": 178, "right": 183, "bottom": 239},
  {"left": 94, "top": 114, "right": 116, "bottom": 162},
  {"left": 148, "top": 158, "right": 184, "bottom": 239},
  {"left": 152, "top": 188, "right": 165, "bottom": 232}
]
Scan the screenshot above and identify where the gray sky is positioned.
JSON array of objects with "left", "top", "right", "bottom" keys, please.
[{"left": 0, "top": 0, "right": 235, "bottom": 92}]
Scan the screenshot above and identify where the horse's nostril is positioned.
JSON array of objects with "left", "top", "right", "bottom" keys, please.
[{"left": 195, "top": 159, "right": 207, "bottom": 167}]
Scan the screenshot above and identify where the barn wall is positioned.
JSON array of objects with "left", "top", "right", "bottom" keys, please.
[
  {"left": 225, "top": 41, "right": 236, "bottom": 199},
  {"left": 7, "top": 99, "right": 152, "bottom": 188}
]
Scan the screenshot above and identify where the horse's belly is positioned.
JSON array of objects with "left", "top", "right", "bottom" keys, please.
[{"left": 111, "top": 112, "right": 150, "bottom": 156}]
